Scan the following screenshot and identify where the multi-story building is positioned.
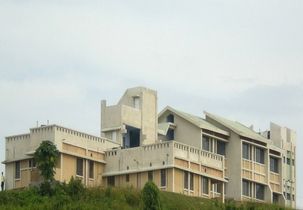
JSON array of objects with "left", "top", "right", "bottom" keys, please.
[{"left": 2, "top": 87, "right": 296, "bottom": 208}]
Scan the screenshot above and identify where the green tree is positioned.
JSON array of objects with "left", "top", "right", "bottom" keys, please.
[
  {"left": 34, "top": 141, "right": 59, "bottom": 182},
  {"left": 142, "top": 181, "right": 161, "bottom": 210}
]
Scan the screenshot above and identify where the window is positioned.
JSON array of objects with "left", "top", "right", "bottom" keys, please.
[
  {"left": 167, "top": 129, "right": 174, "bottom": 140},
  {"left": 286, "top": 193, "right": 291, "bottom": 200},
  {"left": 255, "top": 184, "right": 265, "bottom": 200},
  {"left": 166, "top": 114, "right": 174, "bottom": 123},
  {"left": 242, "top": 180, "right": 250, "bottom": 196},
  {"left": 112, "top": 131, "right": 117, "bottom": 141},
  {"left": 273, "top": 193, "right": 279, "bottom": 203},
  {"left": 242, "top": 143, "right": 250, "bottom": 160},
  {"left": 76, "top": 158, "right": 84, "bottom": 176},
  {"left": 292, "top": 194, "right": 295, "bottom": 201},
  {"left": 15, "top": 161, "right": 20, "bottom": 179},
  {"left": 89, "top": 160, "right": 94, "bottom": 179},
  {"left": 160, "top": 169, "right": 166, "bottom": 187},
  {"left": 202, "top": 136, "right": 210, "bottom": 151},
  {"left": 202, "top": 177, "right": 209, "bottom": 194},
  {"left": 255, "top": 147, "right": 265, "bottom": 164},
  {"left": 292, "top": 159, "right": 295, "bottom": 166},
  {"left": 126, "top": 174, "right": 129, "bottom": 182},
  {"left": 189, "top": 173, "right": 194, "bottom": 191},
  {"left": 270, "top": 157, "right": 279, "bottom": 173},
  {"left": 133, "top": 97, "right": 140, "bottom": 109},
  {"left": 184, "top": 171, "right": 188, "bottom": 189},
  {"left": 287, "top": 158, "right": 290, "bottom": 165},
  {"left": 29, "top": 159, "right": 36, "bottom": 168},
  {"left": 148, "top": 171, "right": 153, "bottom": 181},
  {"left": 217, "top": 141, "right": 226, "bottom": 155},
  {"left": 108, "top": 176, "right": 115, "bottom": 186}
]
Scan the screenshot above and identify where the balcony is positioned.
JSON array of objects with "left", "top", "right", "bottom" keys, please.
[{"left": 104, "top": 141, "right": 225, "bottom": 179}]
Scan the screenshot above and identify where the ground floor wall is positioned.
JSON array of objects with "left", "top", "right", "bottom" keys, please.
[
  {"left": 103, "top": 167, "right": 225, "bottom": 201},
  {"left": 4, "top": 153, "right": 105, "bottom": 190}
]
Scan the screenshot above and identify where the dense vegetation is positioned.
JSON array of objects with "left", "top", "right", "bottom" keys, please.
[{"left": 0, "top": 180, "right": 290, "bottom": 210}]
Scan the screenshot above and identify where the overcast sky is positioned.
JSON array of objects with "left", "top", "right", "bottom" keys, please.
[{"left": 0, "top": 0, "right": 302, "bottom": 207}]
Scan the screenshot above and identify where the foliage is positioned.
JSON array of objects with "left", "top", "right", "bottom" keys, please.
[
  {"left": 66, "top": 176, "right": 85, "bottom": 200},
  {"left": 142, "top": 181, "right": 161, "bottom": 210},
  {"left": 0, "top": 185, "right": 293, "bottom": 210},
  {"left": 34, "top": 140, "right": 59, "bottom": 182}
]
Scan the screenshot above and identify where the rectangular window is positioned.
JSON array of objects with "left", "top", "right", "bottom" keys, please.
[
  {"left": 202, "top": 136, "right": 210, "bottom": 151},
  {"left": 242, "top": 180, "right": 250, "bottom": 196},
  {"left": 166, "top": 114, "right": 174, "bottom": 123},
  {"left": 126, "top": 174, "right": 129, "bottom": 182},
  {"left": 286, "top": 193, "right": 291, "bottom": 200},
  {"left": 133, "top": 97, "right": 140, "bottom": 109},
  {"left": 167, "top": 129, "right": 174, "bottom": 140},
  {"left": 292, "top": 159, "right": 295, "bottom": 166},
  {"left": 273, "top": 193, "right": 279, "bottom": 203},
  {"left": 255, "top": 184, "right": 265, "bottom": 200},
  {"left": 287, "top": 158, "right": 290, "bottom": 165},
  {"left": 148, "top": 171, "right": 153, "bottom": 181},
  {"left": 89, "top": 160, "right": 94, "bottom": 179},
  {"left": 217, "top": 141, "right": 226, "bottom": 155},
  {"left": 242, "top": 143, "right": 250, "bottom": 160},
  {"left": 108, "top": 176, "right": 115, "bottom": 186},
  {"left": 112, "top": 131, "right": 117, "bottom": 141},
  {"left": 292, "top": 194, "right": 295, "bottom": 201},
  {"left": 190, "top": 173, "right": 194, "bottom": 191},
  {"left": 160, "top": 169, "right": 166, "bottom": 187},
  {"left": 184, "top": 171, "right": 188, "bottom": 189},
  {"left": 202, "top": 177, "right": 209, "bottom": 194},
  {"left": 255, "top": 147, "right": 265, "bottom": 164},
  {"left": 76, "top": 158, "right": 84, "bottom": 176},
  {"left": 270, "top": 157, "right": 279, "bottom": 173},
  {"left": 15, "top": 161, "right": 20, "bottom": 179}
]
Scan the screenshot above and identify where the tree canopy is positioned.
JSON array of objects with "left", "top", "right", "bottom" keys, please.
[{"left": 34, "top": 140, "right": 59, "bottom": 182}]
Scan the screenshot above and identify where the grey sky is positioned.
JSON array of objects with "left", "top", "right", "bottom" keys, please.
[{"left": 0, "top": 0, "right": 302, "bottom": 207}]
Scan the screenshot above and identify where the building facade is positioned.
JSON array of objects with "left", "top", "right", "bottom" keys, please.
[{"left": 2, "top": 87, "right": 296, "bottom": 208}]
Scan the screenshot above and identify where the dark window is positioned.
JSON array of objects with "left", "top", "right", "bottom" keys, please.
[
  {"left": 76, "top": 158, "right": 83, "bottom": 176},
  {"left": 189, "top": 173, "right": 194, "bottom": 191},
  {"left": 202, "top": 136, "right": 210, "bottom": 151},
  {"left": 29, "top": 159, "right": 36, "bottom": 168},
  {"left": 292, "top": 194, "right": 295, "bottom": 201},
  {"left": 287, "top": 158, "right": 290, "bottom": 165},
  {"left": 184, "top": 171, "right": 188, "bottom": 189},
  {"left": 217, "top": 141, "right": 226, "bottom": 155},
  {"left": 160, "top": 169, "right": 166, "bottom": 187},
  {"left": 166, "top": 114, "right": 174, "bottom": 123},
  {"left": 108, "top": 176, "right": 115, "bottom": 186},
  {"left": 286, "top": 193, "right": 291, "bottom": 200},
  {"left": 283, "top": 156, "right": 285, "bottom": 163},
  {"left": 148, "top": 171, "right": 153, "bottom": 181},
  {"left": 242, "top": 143, "right": 250, "bottom": 160},
  {"left": 167, "top": 129, "right": 174, "bottom": 140},
  {"left": 15, "top": 161, "right": 20, "bottom": 179},
  {"left": 89, "top": 160, "right": 94, "bottom": 179},
  {"left": 292, "top": 159, "right": 295, "bottom": 166},
  {"left": 126, "top": 174, "right": 129, "bottom": 182},
  {"left": 273, "top": 193, "right": 279, "bottom": 203},
  {"left": 256, "top": 184, "right": 265, "bottom": 200},
  {"left": 270, "top": 157, "right": 279, "bottom": 173},
  {"left": 242, "top": 180, "right": 250, "bottom": 196},
  {"left": 202, "top": 177, "right": 209, "bottom": 194},
  {"left": 255, "top": 147, "right": 265, "bottom": 164}
]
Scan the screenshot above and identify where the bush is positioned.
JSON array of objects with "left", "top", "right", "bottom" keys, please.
[
  {"left": 142, "top": 181, "right": 161, "bottom": 210},
  {"left": 66, "top": 176, "right": 84, "bottom": 200}
]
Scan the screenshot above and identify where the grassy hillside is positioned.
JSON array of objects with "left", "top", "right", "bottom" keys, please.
[{"left": 0, "top": 186, "right": 290, "bottom": 210}]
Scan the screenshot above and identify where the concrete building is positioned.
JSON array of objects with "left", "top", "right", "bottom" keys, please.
[{"left": 2, "top": 87, "right": 296, "bottom": 208}]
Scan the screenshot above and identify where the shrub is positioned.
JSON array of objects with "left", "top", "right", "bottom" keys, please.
[
  {"left": 142, "top": 181, "right": 161, "bottom": 210},
  {"left": 66, "top": 176, "right": 84, "bottom": 200}
]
